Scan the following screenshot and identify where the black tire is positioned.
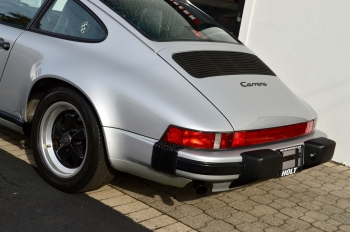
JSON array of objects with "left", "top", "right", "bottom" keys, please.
[{"left": 31, "top": 86, "right": 114, "bottom": 193}]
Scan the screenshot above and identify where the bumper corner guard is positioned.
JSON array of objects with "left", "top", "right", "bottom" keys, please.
[
  {"left": 152, "top": 141, "right": 183, "bottom": 175},
  {"left": 230, "top": 149, "right": 283, "bottom": 188},
  {"left": 303, "top": 137, "right": 336, "bottom": 169}
]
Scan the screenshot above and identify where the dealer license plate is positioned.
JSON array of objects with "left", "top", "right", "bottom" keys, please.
[{"left": 276, "top": 145, "right": 303, "bottom": 177}]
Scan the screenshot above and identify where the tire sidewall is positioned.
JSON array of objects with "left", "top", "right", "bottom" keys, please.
[{"left": 32, "top": 87, "right": 101, "bottom": 193}]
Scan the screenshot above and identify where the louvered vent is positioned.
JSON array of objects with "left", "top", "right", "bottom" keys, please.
[
  {"left": 152, "top": 141, "right": 183, "bottom": 175},
  {"left": 173, "top": 51, "right": 276, "bottom": 78}
]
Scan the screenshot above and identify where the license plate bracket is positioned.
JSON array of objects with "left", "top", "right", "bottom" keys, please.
[{"left": 276, "top": 145, "right": 304, "bottom": 177}]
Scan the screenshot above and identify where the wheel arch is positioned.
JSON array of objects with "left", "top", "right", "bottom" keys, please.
[
  {"left": 25, "top": 78, "right": 107, "bottom": 149},
  {"left": 26, "top": 78, "right": 99, "bottom": 123},
  {"left": 27, "top": 78, "right": 65, "bottom": 124}
]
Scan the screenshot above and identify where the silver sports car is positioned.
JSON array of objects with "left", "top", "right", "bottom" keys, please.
[{"left": 0, "top": 0, "right": 335, "bottom": 194}]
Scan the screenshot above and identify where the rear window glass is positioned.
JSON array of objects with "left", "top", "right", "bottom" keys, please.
[{"left": 101, "top": 0, "right": 238, "bottom": 44}]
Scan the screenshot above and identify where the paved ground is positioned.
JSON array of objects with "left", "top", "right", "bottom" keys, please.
[
  {"left": 0, "top": 128, "right": 149, "bottom": 232},
  {"left": 1, "top": 126, "right": 350, "bottom": 231},
  {"left": 0, "top": 151, "right": 150, "bottom": 232}
]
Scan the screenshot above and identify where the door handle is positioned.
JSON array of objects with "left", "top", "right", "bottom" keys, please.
[{"left": 0, "top": 41, "right": 10, "bottom": 51}]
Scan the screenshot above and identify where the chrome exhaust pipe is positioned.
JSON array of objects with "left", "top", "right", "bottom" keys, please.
[{"left": 193, "top": 181, "right": 208, "bottom": 196}]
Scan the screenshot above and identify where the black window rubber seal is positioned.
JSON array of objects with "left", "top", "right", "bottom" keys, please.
[{"left": 28, "top": 0, "right": 108, "bottom": 43}]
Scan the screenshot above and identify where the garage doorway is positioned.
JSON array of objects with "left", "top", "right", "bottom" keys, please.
[{"left": 189, "top": 0, "right": 245, "bottom": 37}]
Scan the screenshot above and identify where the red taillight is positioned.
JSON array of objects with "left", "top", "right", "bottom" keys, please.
[
  {"left": 183, "top": 129, "right": 215, "bottom": 149},
  {"left": 162, "top": 126, "right": 233, "bottom": 149},
  {"left": 162, "top": 120, "right": 315, "bottom": 150},
  {"left": 220, "top": 133, "right": 233, "bottom": 149},
  {"left": 231, "top": 121, "right": 315, "bottom": 148}
]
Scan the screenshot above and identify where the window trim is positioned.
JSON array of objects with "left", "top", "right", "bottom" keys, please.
[{"left": 29, "top": 0, "right": 108, "bottom": 43}]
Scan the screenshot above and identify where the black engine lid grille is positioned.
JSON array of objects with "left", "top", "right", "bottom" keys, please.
[{"left": 172, "top": 51, "right": 275, "bottom": 78}]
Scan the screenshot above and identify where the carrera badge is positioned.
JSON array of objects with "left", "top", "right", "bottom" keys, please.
[{"left": 240, "top": 82, "right": 268, "bottom": 87}]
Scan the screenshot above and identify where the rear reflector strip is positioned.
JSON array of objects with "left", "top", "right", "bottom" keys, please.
[{"left": 231, "top": 121, "right": 315, "bottom": 148}]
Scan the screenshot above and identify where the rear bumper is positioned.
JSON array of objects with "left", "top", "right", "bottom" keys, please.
[
  {"left": 176, "top": 137, "right": 335, "bottom": 189},
  {"left": 103, "top": 128, "right": 335, "bottom": 191},
  {"left": 151, "top": 130, "right": 336, "bottom": 190}
]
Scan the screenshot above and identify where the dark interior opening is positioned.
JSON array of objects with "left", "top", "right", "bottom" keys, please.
[{"left": 189, "top": 0, "right": 245, "bottom": 37}]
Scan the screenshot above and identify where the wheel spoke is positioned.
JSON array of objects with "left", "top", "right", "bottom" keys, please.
[
  {"left": 69, "top": 144, "right": 84, "bottom": 166},
  {"left": 53, "top": 122, "right": 65, "bottom": 138},
  {"left": 71, "top": 128, "right": 86, "bottom": 141},
  {"left": 56, "top": 145, "right": 67, "bottom": 162},
  {"left": 64, "top": 113, "right": 77, "bottom": 131}
]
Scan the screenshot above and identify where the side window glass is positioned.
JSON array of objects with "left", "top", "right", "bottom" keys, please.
[
  {"left": 0, "top": 0, "right": 45, "bottom": 28},
  {"left": 34, "top": 0, "right": 106, "bottom": 40}
]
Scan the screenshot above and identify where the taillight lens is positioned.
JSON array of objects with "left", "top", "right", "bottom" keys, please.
[
  {"left": 162, "top": 126, "right": 233, "bottom": 149},
  {"left": 231, "top": 120, "right": 316, "bottom": 148},
  {"left": 162, "top": 120, "right": 316, "bottom": 150}
]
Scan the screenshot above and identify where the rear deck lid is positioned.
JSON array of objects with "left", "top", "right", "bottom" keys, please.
[{"left": 158, "top": 43, "right": 317, "bottom": 131}]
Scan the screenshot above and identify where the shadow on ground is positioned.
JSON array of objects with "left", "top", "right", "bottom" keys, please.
[
  {"left": 0, "top": 125, "right": 218, "bottom": 206},
  {"left": 0, "top": 126, "right": 149, "bottom": 232}
]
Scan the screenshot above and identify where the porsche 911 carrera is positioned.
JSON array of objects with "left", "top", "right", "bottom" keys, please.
[{"left": 0, "top": 0, "right": 336, "bottom": 194}]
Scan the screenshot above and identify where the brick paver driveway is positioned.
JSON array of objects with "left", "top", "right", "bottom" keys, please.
[{"left": 1, "top": 126, "right": 349, "bottom": 232}]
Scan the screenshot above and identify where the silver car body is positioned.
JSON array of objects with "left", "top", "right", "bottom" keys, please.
[{"left": 0, "top": 0, "right": 332, "bottom": 192}]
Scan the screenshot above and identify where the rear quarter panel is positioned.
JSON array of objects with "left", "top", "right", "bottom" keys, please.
[{"left": 0, "top": 0, "right": 232, "bottom": 140}]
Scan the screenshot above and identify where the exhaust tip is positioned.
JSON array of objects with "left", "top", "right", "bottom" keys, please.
[{"left": 193, "top": 181, "right": 208, "bottom": 196}]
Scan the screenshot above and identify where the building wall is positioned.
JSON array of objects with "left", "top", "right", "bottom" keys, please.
[{"left": 239, "top": 0, "right": 350, "bottom": 165}]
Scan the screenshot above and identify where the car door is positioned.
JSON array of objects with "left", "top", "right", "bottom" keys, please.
[
  {"left": 0, "top": 0, "right": 46, "bottom": 79},
  {"left": 0, "top": 27, "right": 24, "bottom": 81},
  {"left": 0, "top": 0, "right": 46, "bottom": 129}
]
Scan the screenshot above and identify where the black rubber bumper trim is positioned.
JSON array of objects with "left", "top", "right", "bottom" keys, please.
[
  {"left": 176, "top": 157, "right": 244, "bottom": 176},
  {"left": 303, "top": 137, "right": 336, "bottom": 169},
  {"left": 154, "top": 137, "right": 335, "bottom": 183},
  {"left": 152, "top": 141, "right": 183, "bottom": 175},
  {"left": 230, "top": 149, "right": 283, "bottom": 188}
]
